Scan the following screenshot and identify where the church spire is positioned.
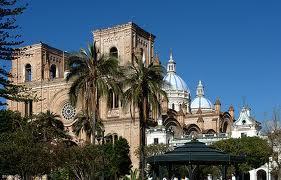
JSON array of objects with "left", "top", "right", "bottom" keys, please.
[
  {"left": 167, "top": 49, "right": 176, "bottom": 73},
  {"left": 196, "top": 80, "right": 204, "bottom": 97}
]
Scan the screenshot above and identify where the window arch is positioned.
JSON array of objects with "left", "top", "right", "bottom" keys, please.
[
  {"left": 109, "top": 47, "right": 118, "bottom": 58},
  {"left": 50, "top": 64, "right": 57, "bottom": 80},
  {"left": 25, "top": 64, "right": 32, "bottom": 82}
]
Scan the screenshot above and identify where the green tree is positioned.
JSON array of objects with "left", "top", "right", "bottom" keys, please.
[
  {"left": 265, "top": 108, "right": 281, "bottom": 179},
  {"left": 0, "top": 109, "right": 26, "bottom": 133},
  {"left": 135, "top": 143, "right": 170, "bottom": 158},
  {"left": 61, "top": 144, "right": 103, "bottom": 180},
  {"left": 31, "top": 110, "right": 69, "bottom": 143},
  {"left": 72, "top": 110, "right": 105, "bottom": 143},
  {"left": 0, "top": 125, "right": 59, "bottom": 179},
  {"left": 106, "top": 137, "right": 132, "bottom": 178},
  {"left": 66, "top": 43, "right": 122, "bottom": 144},
  {"left": 0, "top": 0, "right": 33, "bottom": 106},
  {"left": 72, "top": 111, "right": 92, "bottom": 138},
  {"left": 211, "top": 136, "right": 272, "bottom": 172},
  {"left": 122, "top": 58, "right": 167, "bottom": 178}
]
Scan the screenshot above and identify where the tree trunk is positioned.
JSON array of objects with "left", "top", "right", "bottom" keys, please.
[
  {"left": 91, "top": 86, "right": 97, "bottom": 145},
  {"left": 139, "top": 100, "right": 146, "bottom": 179}
]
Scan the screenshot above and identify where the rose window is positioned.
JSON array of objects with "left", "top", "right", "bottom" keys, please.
[{"left": 61, "top": 102, "right": 76, "bottom": 121}]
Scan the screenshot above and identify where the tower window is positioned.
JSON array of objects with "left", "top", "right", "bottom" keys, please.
[
  {"left": 114, "top": 93, "right": 119, "bottom": 108},
  {"left": 108, "top": 90, "right": 119, "bottom": 109},
  {"left": 172, "top": 103, "right": 175, "bottom": 110},
  {"left": 110, "top": 47, "right": 118, "bottom": 58},
  {"left": 50, "top": 64, "right": 57, "bottom": 80},
  {"left": 25, "top": 64, "right": 32, "bottom": 82}
]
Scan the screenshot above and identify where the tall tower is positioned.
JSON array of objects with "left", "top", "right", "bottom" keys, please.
[
  {"left": 93, "top": 23, "right": 156, "bottom": 169},
  {"left": 8, "top": 43, "right": 69, "bottom": 119},
  {"left": 93, "top": 22, "right": 155, "bottom": 66}
]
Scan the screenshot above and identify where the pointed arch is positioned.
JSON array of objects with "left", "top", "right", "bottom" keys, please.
[{"left": 220, "top": 112, "right": 232, "bottom": 133}]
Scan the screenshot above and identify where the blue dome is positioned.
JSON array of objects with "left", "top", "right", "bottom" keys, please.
[
  {"left": 163, "top": 72, "right": 190, "bottom": 92},
  {"left": 190, "top": 80, "right": 214, "bottom": 112},
  {"left": 191, "top": 96, "right": 214, "bottom": 110}
]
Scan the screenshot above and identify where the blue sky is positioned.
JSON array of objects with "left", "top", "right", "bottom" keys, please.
[{"left": 14, "top": 0, "right": 281, "bottom": 121}]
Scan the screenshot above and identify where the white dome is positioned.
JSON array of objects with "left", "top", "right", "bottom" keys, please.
[
  {"left": 162, "top": 52, "right": 190, "bottom": 93},
  {"left": 191, "top": 80, "right": 214, "bottom": 112},
  {"left": 163, "top": 73, "right": 190, "bottom": 92},
  {"left": 191, "top": 96, "right": 214, "bottom": 110}
]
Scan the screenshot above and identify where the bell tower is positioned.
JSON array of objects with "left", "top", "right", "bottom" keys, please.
[{"left": 93, "top": 22, "right": 155, "bottom": 66}]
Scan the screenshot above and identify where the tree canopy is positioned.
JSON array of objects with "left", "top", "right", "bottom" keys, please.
[
  {"left": 121, "top": 57, "right": 167, "bottom": 178},
  {"left": 0, "top": 109, "right": 132, "bottom": 179},
  {"left": 66, "top": 43, "right": 123, "bottom": 143},
  {"left": 0, "top": 0, "right": 35, "bottom": 106},
  {"left": 211, "top": 136, "right": 272, "bottom": 172}
]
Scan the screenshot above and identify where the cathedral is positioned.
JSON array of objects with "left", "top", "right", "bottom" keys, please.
[
  {"left": 159, "top": 51, "right": 234, "bottom": 139},
  {"left": 8, "top": 22, "right": 236, "bottom": 168}
]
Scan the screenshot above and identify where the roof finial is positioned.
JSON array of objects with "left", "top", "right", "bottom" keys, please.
[
  {"left": 196, "top": 80, "right": 204, "bottom": 97},
  {"left": 169, "top": 48, "right": 173, "bottom": 61},
  {"left": 167, "top": 49, "right": 176, "bottom": 73}
]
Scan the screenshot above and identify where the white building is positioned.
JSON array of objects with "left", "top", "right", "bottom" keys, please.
[
  {"left": 146, "top": 117, "right": 173, "bottom": 145},
  {"left": 232, "top": 106, "right": 261, "bottom": 138}
]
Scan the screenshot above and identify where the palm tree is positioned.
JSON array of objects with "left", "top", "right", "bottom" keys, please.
[
  {"left": 66, "top": 43, "right": 122, "bottom": 144},
  {"left": 122, "top": 57, "right": 167, "bottom": 179},
  {"left": 72, "top": 110, "right": 105, "bottom": 143},
  {"left": 72, "top": 111, "right": 92, "bottom": 139},
  {"left": 32, "top": 110, "right": 68, "bottom": 142}
]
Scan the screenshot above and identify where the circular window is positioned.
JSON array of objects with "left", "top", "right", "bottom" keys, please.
[{"left": 61, "top": 102, "right": 76, "bottom": 121}]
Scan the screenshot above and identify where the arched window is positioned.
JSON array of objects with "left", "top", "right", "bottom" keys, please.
[
  {"left": 108, "top": 90, "right": 114, "bottom": 109},
  {"left": 108, "top": 89, "right": 119, "bottom": 109},
  {"left": 110, "top": 47, "right": 118, "bottom": 58},
  {"left": 50, "top": 64, "right": 57, "bottom": 80},
  {"left": 25, "top": 64, "right": 32, "bottom": 82},
  {"left": 172, "top": 103, "right": 175, "bottom": 110}
]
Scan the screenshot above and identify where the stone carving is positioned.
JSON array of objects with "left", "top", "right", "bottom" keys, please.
[
  {"left": 125, "top": 30, "right": 131, "bottom": 37},
  {"left": 107, "top": 109, "right": 120, "bottom": 118},
  {"left": 61, "top": 102, "right": 76, "bottom": 121},
  {"left": 103, "top": 35, "right": 121, "bottom": 43}
]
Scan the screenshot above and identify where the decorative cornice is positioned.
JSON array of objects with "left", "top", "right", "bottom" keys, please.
[{"left": 93, "top": 22, "right": 156, "bottom": 40}]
